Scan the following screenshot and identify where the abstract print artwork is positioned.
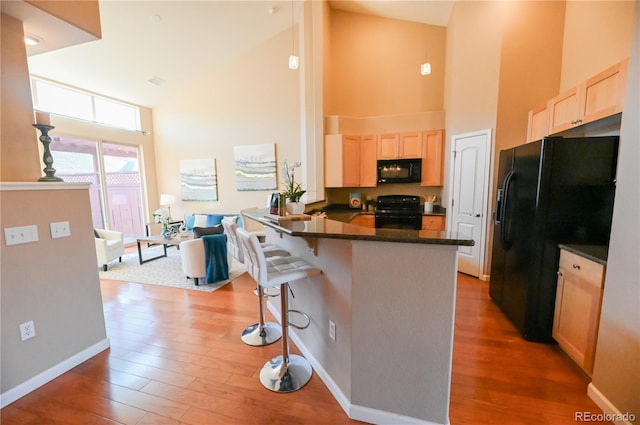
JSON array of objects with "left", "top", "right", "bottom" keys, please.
[
  {"left": 234, "top": 144, "right": 277, "bottom": 191},
  {"left": 180, "top": 158, "right": 218, "bottom": 201}
]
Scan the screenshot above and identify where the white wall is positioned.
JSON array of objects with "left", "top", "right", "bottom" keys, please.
[
  {"left": 590, "top": 2, "right": 640, "bottom": 419},
  {"left": 152, "top": 29, "right": 301, "bottom": 217}
]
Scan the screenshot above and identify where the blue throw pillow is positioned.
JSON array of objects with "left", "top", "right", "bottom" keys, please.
[
  {"left": 185, "top": 215, "right": 196, "bottom": 231},
  {"left": 205, "top": 214, "right": 224, "bottom": 227}
]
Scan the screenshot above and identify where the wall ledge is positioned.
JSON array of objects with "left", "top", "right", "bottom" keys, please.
[{"left": 0, "top": 182, "right": 91, "bottom": 191}]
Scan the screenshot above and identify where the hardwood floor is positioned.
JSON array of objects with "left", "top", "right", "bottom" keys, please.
[{"left": 1, "top": 272, "right": 610, "bottom": 424}]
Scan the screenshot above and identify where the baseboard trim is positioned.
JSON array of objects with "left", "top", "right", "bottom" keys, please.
[
  {"left": 587, "top": 383, "right": 635, "bottom": 425},
  {"left": 268, "top": 304, "right": 447, "bottom": 425},
  {"left": 0, "top": 338, "right": 110, "bottom": 409},
  {"left": 480, "top": 273, "right": 490, "bottom": 281}
]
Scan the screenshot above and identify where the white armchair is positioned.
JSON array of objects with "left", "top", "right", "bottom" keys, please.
[
  {"left": 180, "top": 237, "right": 233, "bottom": 285},
  {"left": 180, "top": 238, "right": 205, "bottom": 285},
  {"left": 95, "top": 229, "right": 125, "bottom": 271}
]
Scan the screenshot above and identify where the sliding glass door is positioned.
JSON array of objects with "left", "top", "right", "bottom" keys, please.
[{"left": 50, "top": 136, "right": 145, "bottom": 238}]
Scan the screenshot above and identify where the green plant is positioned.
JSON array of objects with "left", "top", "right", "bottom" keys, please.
[{"left": 281, "top": 160, "right": 306, "bottom": 203}]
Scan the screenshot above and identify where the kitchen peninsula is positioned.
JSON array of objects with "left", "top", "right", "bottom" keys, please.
[{"left": 243, "top": 210, "right": 473, "bottom": 425}]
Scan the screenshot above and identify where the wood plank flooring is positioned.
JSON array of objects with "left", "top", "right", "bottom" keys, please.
[{"left": 1, "top": 271, "right": 611, "bottom": 424}]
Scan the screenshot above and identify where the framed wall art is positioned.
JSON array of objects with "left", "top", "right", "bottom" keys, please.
[
  {"left": 234, "top": 143, "right": 277, "bottom": 191},
  {"left": 180, "top": 158, "right": 218, "bottom": 201}
]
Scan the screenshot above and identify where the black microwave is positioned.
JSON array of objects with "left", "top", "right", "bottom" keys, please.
[{"left": 377, "top": 158, "right": 422, "bottom": 184}]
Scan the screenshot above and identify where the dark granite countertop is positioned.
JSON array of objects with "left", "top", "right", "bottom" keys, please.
[
  {"left": 243, "top": 208, "right": 473, "bottom": 246},
  {"left": 558, "top": 244, "right": 608, "bottom": 265}
]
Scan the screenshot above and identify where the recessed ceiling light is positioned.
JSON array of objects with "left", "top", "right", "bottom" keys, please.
[
  {"left": 269, "top": 7, "right": 279, "bottom": 15},
  {"left": 24, "top": 33, "right": 42, "bottom": 46},
  {"left": 150, "top": 14, "right": 162, "bottom": 23}
]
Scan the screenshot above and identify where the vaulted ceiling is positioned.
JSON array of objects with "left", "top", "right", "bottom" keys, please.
[{"left": 18, "top": 1, "right": 453, "bottom": 108}]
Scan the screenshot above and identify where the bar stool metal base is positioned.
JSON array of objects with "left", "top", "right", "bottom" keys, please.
[
  {"left": 259, "top": 354, "right": 312, "bottom": 393},
  {"left": 241, "top": 322, "right": 282, "bottom": 346}
]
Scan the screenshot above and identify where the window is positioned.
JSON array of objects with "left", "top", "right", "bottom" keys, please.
[{"left": 31, "top": 78, "right": 141, "bottom": 131}]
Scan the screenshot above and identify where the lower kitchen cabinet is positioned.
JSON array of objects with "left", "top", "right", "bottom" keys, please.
[
  {"left": 349, "top": 214, "right": 375, "bottom": 228},
  {"left": 421, "top": 215, "right": 445, "bottom": 231},
  {"left": 552, "top": 248, "right": 605, "bottom": 376}
]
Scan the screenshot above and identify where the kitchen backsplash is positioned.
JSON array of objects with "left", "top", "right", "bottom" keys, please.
[{"left": 326, "top": 184, "right": 443, "bottom": 207}]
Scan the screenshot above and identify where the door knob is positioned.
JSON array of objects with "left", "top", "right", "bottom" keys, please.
[{"left": 474, "top": 213, "right": 481, "bottom": 217}]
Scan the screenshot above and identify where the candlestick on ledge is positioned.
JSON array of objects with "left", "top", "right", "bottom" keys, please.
[{"left": 33, "top": 123, "right": 63, "bottom": 182}]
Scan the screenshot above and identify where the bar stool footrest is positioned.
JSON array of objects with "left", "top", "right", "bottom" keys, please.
[
  {"left": 287, "top": 309, "right": 311, "bottom": 330},
  {"left": 253, "top": 286, "right": 281, "bottom": 297}
]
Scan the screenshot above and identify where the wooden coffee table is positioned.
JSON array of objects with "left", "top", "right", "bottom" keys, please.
[{"left": 136, "top": 233, "right": 192, "bottom": 264}]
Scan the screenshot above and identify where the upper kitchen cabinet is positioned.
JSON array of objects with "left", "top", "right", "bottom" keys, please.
[
  {"left": 547, "top": 58, "right": 629, "bottom": 135},
  {"left": 377, "top": 134, "right": 400, "bottom": 159},
  {"left": 526, "top": 104, "right": 549, "bottom": 143},
  {"left": 421, "top": 130, "right": 445, "bottom": 186},
  {"left": 325, "top": 134, "right": 376, "bottom": 188},
  {"left": 377, "top": 132, "right": 423, "bottom": 159}
]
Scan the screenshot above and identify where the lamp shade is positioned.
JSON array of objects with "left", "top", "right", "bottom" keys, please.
[{"left": 159, "top": 194, "right": 176, "bottom": 206}]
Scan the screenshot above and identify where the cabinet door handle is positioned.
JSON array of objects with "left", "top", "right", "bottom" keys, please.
[{"left": 572, "top": 264, "right": 581, "bottom": 270}]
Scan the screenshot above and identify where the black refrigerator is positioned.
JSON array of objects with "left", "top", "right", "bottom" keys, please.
[{"left": 489, "top": 136, "right": 618, "bottom": 342}]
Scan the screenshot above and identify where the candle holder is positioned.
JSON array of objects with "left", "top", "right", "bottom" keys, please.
[{"left": 33, "top": 124, "right": 63, "bottom": 182}]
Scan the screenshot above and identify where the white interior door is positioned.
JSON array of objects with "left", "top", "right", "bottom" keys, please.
[{"left": 449, "top": 129, "right": 492, "bottom": 278}]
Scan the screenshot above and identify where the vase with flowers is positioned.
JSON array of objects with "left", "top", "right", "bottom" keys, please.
[
  {"left": 281, "top": 160, "right": 306, "bottom": 215},
  {"left": 153, "top": 208, "right": 172, "bottom": 238}
]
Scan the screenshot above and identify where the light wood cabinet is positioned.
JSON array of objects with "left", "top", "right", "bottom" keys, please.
[
  {"left": 350, "top": 214, "right": 375, "bottom": 228},
  {"left": 547, "top": 59, "right": 628, "bottom": 135},
  {"left": 325, "top": 134, "right": 376, "bottom": 188},
  {"left": 421, "top": 130, "right": 444, "bottom": 186},
  {"left": 359, "top": 135, "right": 378, "bottom": 187},
  {"left": 377, "top": 132, "right": 423, "bottom": 159},
  {"left": 399, "top": 132, "right": 423, "bottom": 158},
  {"left": 421, "top": 215, "right": 445, "bottom": 231},
  {"left": 552, "top": 249, "right": 605, "bottom": 376},
  {"left": 526, "top": 104, "right": 549, "bottom": 143},
  {"left": 377, "top": 134, "right": 400, "bottom": 159}
]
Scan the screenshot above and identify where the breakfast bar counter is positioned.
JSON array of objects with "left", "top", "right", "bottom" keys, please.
[{"left": 243, "top": 210, "right": 473, "bottom": 425}]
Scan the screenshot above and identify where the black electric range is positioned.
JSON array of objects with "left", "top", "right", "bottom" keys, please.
[{"left": 374, "top": 195, "right": 422, "bottom": 230}]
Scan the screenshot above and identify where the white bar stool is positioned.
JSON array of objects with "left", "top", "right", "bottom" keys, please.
[
  {"left": 236, "top": 228, "right": 321, "bottom": 393},
  {"left": 222, "top": 217, "right": 288, "bottom": 346}
]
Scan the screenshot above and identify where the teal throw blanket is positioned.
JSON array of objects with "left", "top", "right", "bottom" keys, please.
[{"left": 202, "top": 234, "right": 229, "bottom": 284}]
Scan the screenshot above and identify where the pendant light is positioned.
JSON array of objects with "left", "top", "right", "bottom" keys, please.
[{"left": 288, "top": 0, "right": 299, "bottom": 70}]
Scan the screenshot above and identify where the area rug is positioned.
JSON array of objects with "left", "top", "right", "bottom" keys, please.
[{"left": 98, "top": 245, "right": 246, "bottom": 292}]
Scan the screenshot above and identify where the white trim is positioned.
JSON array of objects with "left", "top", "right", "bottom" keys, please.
[
  {"left": 587, "top": 383, "right": 635, "bottom": 425},
  {"left": 0, "top": 182, "right": 91, "bottom": 191},
  {"left": 268, "top": 305, "right": 447, "bottom": 425},
  {"left": 0, "top": 338, "right": 110, "bottom": 409},
  {"left": 479, "top": 273, "right": 490, "bottom": 281}
]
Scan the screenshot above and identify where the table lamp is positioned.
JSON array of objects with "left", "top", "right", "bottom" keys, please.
[{"left": 159, "top": 194, "right": 176, "bottom": 219}]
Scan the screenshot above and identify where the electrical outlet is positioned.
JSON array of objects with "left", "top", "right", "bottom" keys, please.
[
  {"left": 50, "top": 221, "right": 71, "bottom": 239},
  {"left": 4, "top": 225, "right": 39, "bottom": 246},
  {"left": 329, "top": 320, "right": 336, "bottom": 341},
  {"left": 19, "top": 320, "right": 36, "bottom": 341}
]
